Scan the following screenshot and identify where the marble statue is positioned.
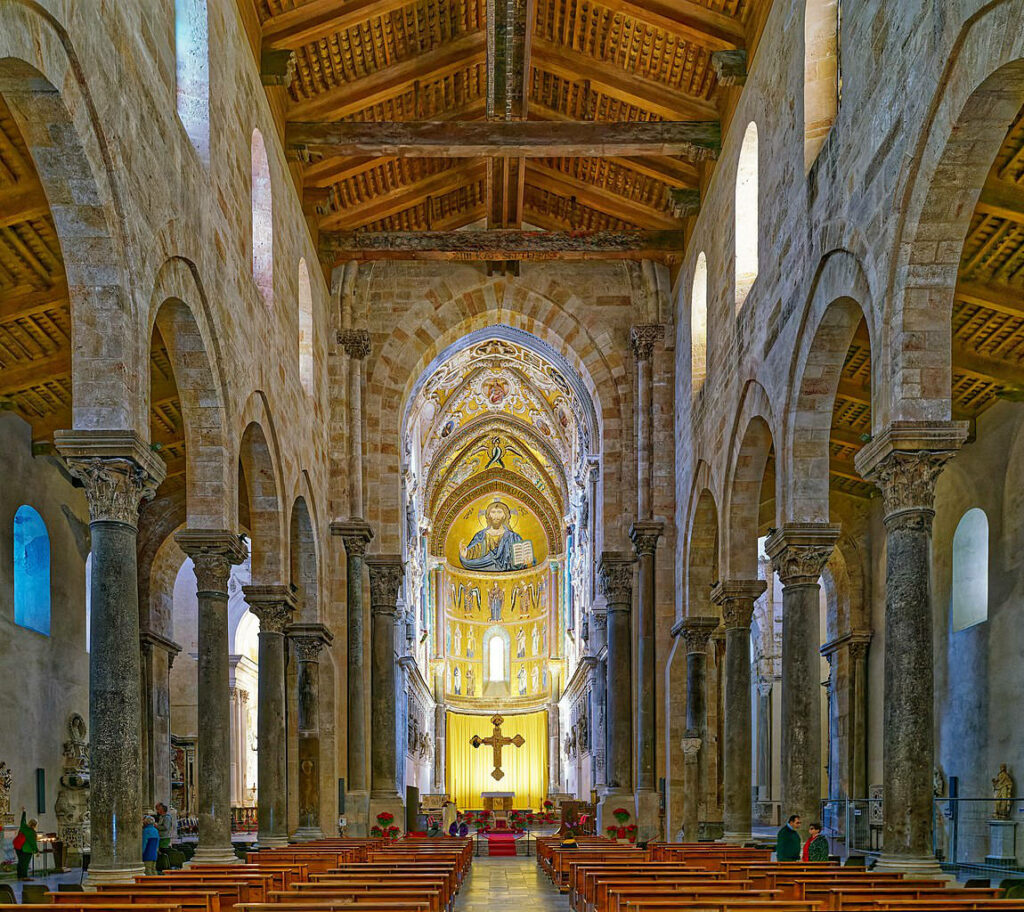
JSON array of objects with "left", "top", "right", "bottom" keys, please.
[
  {"left": 0, "top": 761, "right": 12, "bottom": 824},
  {"left": 993, "top": 764, "right": 1014, "bottom": 820}
]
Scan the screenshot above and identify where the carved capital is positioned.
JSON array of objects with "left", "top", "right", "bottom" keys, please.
[
  {"left": 630, "top": 323, "right": 665, "bottom": 361},
  {"left": 338, "top": 328, "right": 371, "bottom": 359},
  {"left": 711, "top": 579, "right": 765, "bottom": 629},
  {"left": 756, "top": 677, "right": 774, "bottom": 698},
  {"left": 590, "top": 609, "right": 608, "bottom": 633},
  {"left": 55, "top": 431, "right": 167, "bottom": 528},
  {"left": 243, "top": 584, "right": 297, "bottom": 634},
  {"left": 332, "top": 519, "right": 375, "bottom": 556},
  {"left": 854, "top": 421, "right": 969, "bottom": 520},
  {"left": 847, "top": 634, "right": 871, "bottom": 662},
  {"left": 366, "top": 555, "right": 404, "bottom": 614},
  {"left": 629, "top": 520, "right": 664, "bottom": 557},
  {"left": 175, "top": 530, "right": 248, "bottom": 595},
  {"left": 598, "top": 551, "right": 634, "bottom": 609},
  {"left": 672, "top": 615, "right": 720, "bottom": 654},
  {"left": 764, "top": 523, "right": 840, "bottom": 586},
  {"left": 681, "top": 737, "right": 703, "bottom": 758},
  {"left": 288, "top": 622, "right": 334, "bottom": 661}
]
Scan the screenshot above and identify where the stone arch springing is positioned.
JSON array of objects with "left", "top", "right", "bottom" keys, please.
[
  {"left": 251, "top": 128, "right": 273, "bottom": 307},
  {"left": 735, "top": 122, "right": 759, "bottom": 310},
  {"left": 803, "top": 0, "right": 840, "bottom": 171},
  {"left": 238, "top": 415, "right": 284, "bottom": 581}
]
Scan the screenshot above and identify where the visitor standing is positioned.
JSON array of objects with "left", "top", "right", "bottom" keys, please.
[
  {"left": 12, "top": 809, "right": 37, "bottom": 880},
  {"left": 802, "top": 821, "right": 830, "bottom": 861},
  {"left": 142, "top": 815, "right": 160, "bottom": 875},
  {"left": 775, "top": 814, "right": 802, "bottom": 861},
  {"left": 155, "top": 802, "right": 178, "bottom": 850}
]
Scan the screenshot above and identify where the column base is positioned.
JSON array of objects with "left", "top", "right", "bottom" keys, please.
[
  {"left": 596, "top": 789, "right": 635, "bottom": 836},
  {"left": 369, "top": 794, "right": 406, "bottom": 835},
  {"left": 83, "top": 863, "right": 145, "bottom": 890},
  {"left": 344, "top": 790, "right": 371, "bottom": 836},
  {"left": 291, "top": 825, "right": 325, "bottom": 842},
  {"left": 187, "top": 843, "right": 241, "bottom": 865},
  {"left": 872, "top": 853, "right": 947, "bottom": 879},
  {"left": 256, "top": 833, "right": 290, "bottom": 848},
  {"left": 634, "top": 789, "right": 662, "bottom": 843}
]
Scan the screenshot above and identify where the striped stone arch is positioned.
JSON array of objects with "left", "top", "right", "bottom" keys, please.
[
  {"left": 363, "top": 274, "right": 631, "bottom": 552},
  {"left": 721, "top": 380, "right": 779, "bottom": 581}
]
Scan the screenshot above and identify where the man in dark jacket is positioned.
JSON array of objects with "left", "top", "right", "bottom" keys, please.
[{"left": 776, "top": 814, "right": 802, "bottom": 861}]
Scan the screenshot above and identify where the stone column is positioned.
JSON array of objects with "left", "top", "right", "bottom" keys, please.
[
  {"left": 712, "top": 579, "right": 766, "bottom": 844},
  {"left": 589, "top": 609, "right": 608, "bottom": 793},
  {"left": 755, "top": 676, "right": 773, "bottom": 803},
  {"left": 764, "top": 523, "right": 839, "bottom": 828},
  {"left": 366, "top": 555, "right": 405, "bottom": 824},
  {"left": 331, "top": 520, "right": 374, "bottom": 832},
  {"left": 55, "top": 431, "right": 165, "bottom": 885},
  {"left": 855, "top": 423, "right": 967, "bottom": 876},
  {"left": 243, "top": 585, "right": 296, "bottom": 847},
  {"left": 338, "top": 328, "right": 371, "bottom": 517},
  {"left": 288, "top": 623, "right": 334, "bottom": 840},
  {"left": 847, "top": 635, "right": 871, "bottom": 800},
  {"left": 630, "top": 323, "right": 664, "bottom": 519},
  {"left": 141, "top": 631, "right": 181, "bottom": 810},
  {"left": 675, "top": 616, "right": 719, "bottom": 841},
  {"left": 596, "top": 553, "right": 634, "bottom": 832},
  {"left": 175, "top": 529, "right": 249, "bottom": 864}
]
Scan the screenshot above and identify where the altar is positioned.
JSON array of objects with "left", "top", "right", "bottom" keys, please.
[{"left": 481, "top": 791, "right": 515, "bottom": 825}]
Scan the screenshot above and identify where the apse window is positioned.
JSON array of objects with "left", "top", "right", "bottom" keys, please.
[
  {"left": 691, "top": 251, "right": 708, "bottom": 394},
  {"left": 174, "top": 0, "right": 210, "bottom": 161},
  {"left": 251, "top": 129, "right": 274, "bottom": 307},
  {"left": 735, "top": 122, "right": 759, "bottom": 308},
  {"left": 487, "top": 634, "right": 505, "bottom": 681},
  {"left": 13, "top": 505, "right": 50, "bottom": 635},
  {"left": 952, "top": 507, "right": 988, "bottom": 631},
  {"left": 803, "top": 0, "right": 840, "bottom": 170},
  {"left": 298, "top": 258, "right": 314, "bottom": 394}
]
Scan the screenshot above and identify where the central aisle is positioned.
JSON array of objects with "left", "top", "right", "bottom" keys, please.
[{"left": 455, "top": 855, "right": 569, "bottom": 911}]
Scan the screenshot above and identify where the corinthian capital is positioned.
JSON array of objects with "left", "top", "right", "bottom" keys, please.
[
  {"left": 338, "top": 328, "right": 371, "bottom": 359},
  {"left": 332, "top": 519, "right": 375, "bottom": 555},
  {"left": 289, "top": 622, "right": 335, "bottom": 660},
  {"left": 711, "top": 579, "right": 766, "bottom": 629},
  {"left": 598, "top": 551, "right": 634, "bottom": 609},
  {"left": 175, "top": 530, "right": 248, "bottom": 594},
  {"left": 54, "top": 431, "right": 167, "bottom": 528},
  {"left": 243, "top": 584, "right": 297, "bottom": 633},
  {"left": 764, "top": 523, "right": 840, "bottom": 586},
  {"left": 854, "top": 421, "right": 969, "bottom": 519},
  {"left": 672, "top": 615, "right": 720, "bottom": 654},
  {"left": 629, "top": 520, "right": 664, "bottom": 557},
  {"left": 366, "top": 554, "right": 404, "bottom": 614},
  {"left": 630, "top": 323, "right": 665, "bottom": 361}
]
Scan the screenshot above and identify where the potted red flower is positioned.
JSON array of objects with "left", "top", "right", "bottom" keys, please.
[{"left": 625, "top": 824, "right": 638, "bottom": 844}]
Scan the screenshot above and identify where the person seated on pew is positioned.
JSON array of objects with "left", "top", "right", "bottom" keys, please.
[
  {"left": 776, "top": 814, "right": 802, "bottom": 861},
  {"left": 801, "top": 821, "right": 829, "bottom": 861}
]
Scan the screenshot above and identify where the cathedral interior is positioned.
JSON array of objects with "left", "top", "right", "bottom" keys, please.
[{"left": 2, "top": 0, "right": 1024, "bottom": 890}]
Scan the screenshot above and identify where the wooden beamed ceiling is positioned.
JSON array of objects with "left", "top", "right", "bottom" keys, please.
[{"left": 255, "top": 0, "right": 765, "bottom": 264}]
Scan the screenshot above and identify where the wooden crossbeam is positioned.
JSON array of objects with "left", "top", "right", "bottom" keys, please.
[
  {"left": 287, "top": 119, "right": 721, "bottom": 158},
  {"left": 956, "top": 280, "right": 1024, "bottom": 317},
  {"left": 319, "top": 228, "right": 684, "bottom": 261},
  {"left": 262, "top": 0, "right": 413, "bottom": 49},
  {"left": 0, "top": 182, "right": 50, "bottom": 230},
  {"left": 596, "top": 0, "right": 745, "bottom": 51},
  {"left": 288, "top": 32, "right": 487, "bottom": 121},
  {"left": 975, "top": 180, "right": 1024, "bottom": 225},
  {"left": 0, "top": 350, "right": 71, "bottom": 394},
  {"left": 531, "top": 37, "right": 718, "bottom": 120},
  {"left": 526, "top": 161, "right": 682, "bottom": 227},
  {"left": 953, "top": 338, "right": 1024, "bottom": 388},
  {"left": 0, "top": 279, "right": 69, "bottom": 324},
  {"left": 835, "top": 378, "right": 871, "bottom": 406},
  {"left": 320, "top": 162, "right": 487, "bottom": 229}
]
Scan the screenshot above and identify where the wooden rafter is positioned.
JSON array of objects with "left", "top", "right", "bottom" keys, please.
[
  {"left": 953, "top": 338, "right": 1024, "bottom": 388},
  {"left": 956, "top": 280, "right": 1024, "bottom": 317},
  {"left": 0, "top": 351, "right": 71, "bottom": 395},
  {"left": 593, "top": 0, "right": 745, "bottom": 51},
  {"left": 0, "top": 183, "right": 50, "bottom": 230},
  {"left": 975, "top": 180, "right": 1024, "bottom": 225},
  {"left": 0, "top": 280, "right": 69, "bottom": 325},
  {"left": 262, "top": 0, "right": 414, "bottom": 49}
]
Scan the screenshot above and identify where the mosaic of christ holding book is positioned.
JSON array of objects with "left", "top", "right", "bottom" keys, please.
[{"left": 458, "top": 500, "right": 536, "bottom": 573}]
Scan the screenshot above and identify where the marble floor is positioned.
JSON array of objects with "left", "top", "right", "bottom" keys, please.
[{"left": 455, "top": 855, "right": 569, "bottom": 911}]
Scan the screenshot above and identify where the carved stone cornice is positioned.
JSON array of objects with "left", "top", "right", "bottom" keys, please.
[
  {"left": 175, "top": 530, "right": 248, "bottom": 594},
  {"left": 630, "top": 323, "right": 665, "bottom": 361},
  {"left": 710, "top": 579, "right": 766, "bottom": 629},
  {"left": 670, "top": 615, "right": 720, "bottom": 654},
  {"left": 764, "top": 523, "right": 841, "bottom": 586},
  {"left": 243, "top": 584, "right": 297, "bottom": 634},
  {"left": 140, "top": 629, "right": 182, "bottom": 660},
  {"left": 366, "top": 554, "right": 404, "bottom": 614},
  {"left": 821, "top": 630, "right": 872, "bottom": 661},
  {"left": 54, "top": 431, "right": 167, "bottom": 528},
  {"left": 854, "top": 421, "right": 969, "bottom": 520},
  {"left": 337, "top": 328, "right": 371, "bottom": 359},
  {"left": 331, "top": 519, "right": 375, "bottom": 556},
  {"left": 288, "top": 622, "right": 334, "bottom": 660},
  {"left": 597, "top": 551, "right": 634, "bottom": 610},
  {"left": 629, "top": 520, "right": 664, "bottom": 557}
]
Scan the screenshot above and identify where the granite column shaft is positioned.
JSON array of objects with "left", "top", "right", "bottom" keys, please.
[
  {"left": 677, "top": 616, "right": 718, "bottom": 841},
  {"left": 290, "top": 624, "right": 333, "bottom": 840},
  {"left": 367, "top": 555, "right": 404, "bottom": 798},
  {"left": 599, "top": 554, "right": 634, "bottom": 794}
]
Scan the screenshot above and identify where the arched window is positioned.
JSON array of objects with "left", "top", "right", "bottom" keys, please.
[
  {"left": 14, "top": 505, "right": 50, "bottom": 635},
  {"left": 952, "top": 507, "right": 988, "bottom": 631},
  {"left": 804, "top": 0, "right": 840, "bottom": 170},
  {"left": 298, "top": 258, "right": 314, "bottom": 394},
  {"left": 691, "top": 251, "right": 708, "bottom": 393},
  {"left": 488, "top": 635, "right": 505, "bottom": 681},
  {"left": 251, "top": 129, "right": 273, "bottom": 306},
  {"left": 735, "top": 122, "right": 759, "bottom": 308},
  {"left": 174, "top": 0, "right": 210, "bottom": 161}
]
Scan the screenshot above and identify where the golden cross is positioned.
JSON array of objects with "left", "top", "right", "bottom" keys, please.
[{"left": 469, "top": 713, "right": 525, "bottom": 781}]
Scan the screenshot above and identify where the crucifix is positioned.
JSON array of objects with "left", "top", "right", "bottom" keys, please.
[{"left": 470, "top": 713, "right": 525, "bottom": 781}]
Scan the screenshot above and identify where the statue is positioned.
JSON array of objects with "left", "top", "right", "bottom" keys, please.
[
  {"left": 0, "top": 761, "right": 12, "bottom": 824},
  {"left": 933, "top": 766, "right": 946, "bottom": 798},
  {"left": 993, "top": 764, "right": 1014, "bottom": 820},
  {"left": 55, "top": 713, "right": 91, "bottom": 864}
]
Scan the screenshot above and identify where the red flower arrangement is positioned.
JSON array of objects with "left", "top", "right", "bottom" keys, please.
[
  {"left": 543, "top": 799, "right": 554, "bottom": 809},
  {"left": 376, "top": 811, "right": 395, "bottom": 825},
  {"left": 612, "top": 807, "right": 631, "bottom": 824}
]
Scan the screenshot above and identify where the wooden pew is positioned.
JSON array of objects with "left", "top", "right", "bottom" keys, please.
[
  {"left": 239, "top": 904, "right": 429, "bottom": 912},
  {"left": 606, "top": 884, "right": 785, "bottom": 912},
  {"left": 130, "top": 873, "right": 270, "bottom": 906},
  {"left": 53, "top": 890, "right": 222, "bottom": 912},
  {"left": 15, "top": 905, "right": 182, "bottom": 912}
]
